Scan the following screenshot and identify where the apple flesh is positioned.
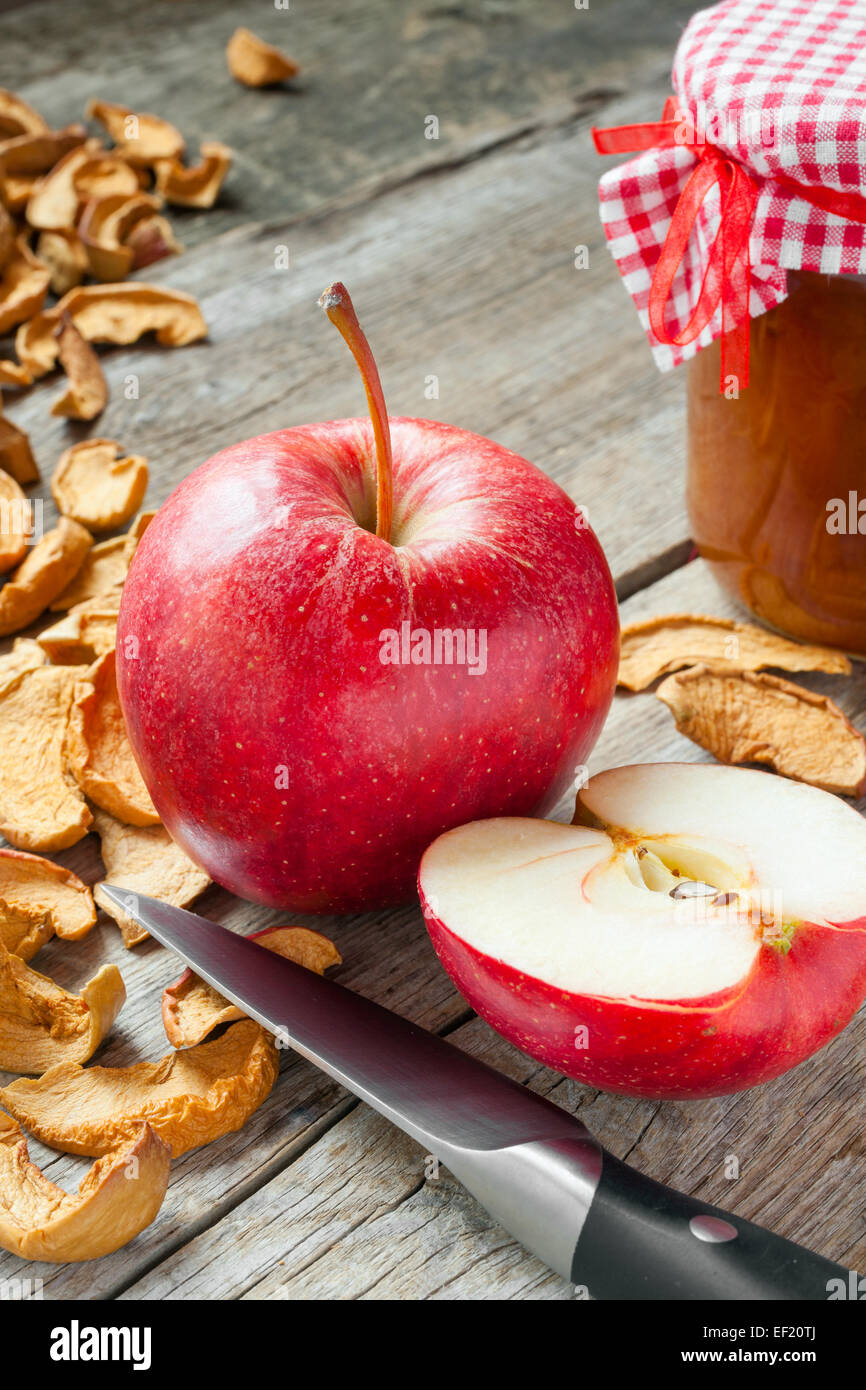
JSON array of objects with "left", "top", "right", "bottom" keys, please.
[
  {"left": 418, "top": 763, "right": 866, "bottom": 1098},
  {"left": 116, "top": 286, "right": 618, "bottom": 913}
]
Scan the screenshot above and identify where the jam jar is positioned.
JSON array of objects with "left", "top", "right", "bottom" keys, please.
[{"left": 687, "top": 271, "right": 866, "bottom": 655}]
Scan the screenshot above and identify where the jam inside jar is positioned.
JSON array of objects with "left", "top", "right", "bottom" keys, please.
[{"left": 687, "top": 271, "right": 866, "bottom": 655}]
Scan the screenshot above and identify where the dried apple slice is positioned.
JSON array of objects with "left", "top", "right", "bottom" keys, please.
[
  {"left": 163, "top": 925, "right": 342, "bottom": 1048},
  {"left": 0, "top": 237, "right": 50, "bottom": 335},
  {"left": 78, "top": 191, "right": 160, "bottom": 281},
  {"left": 0, "top": 172, "right": 37, "bottom": 213},
  {"left": 0, "top": 470, "right": 32, "bottom": 573},
  {"left": 91, "top": 808, "right": 210, "bottom": 947},
  {"left": 0, "top": 847, "right": 96, "bottom": 947},
  {"left": 27, "top": 147, "right": 138, "bottom": 231},
  {"left": 34, "top": 227, "right": 88, "bottom": 296},
  {"left": 1, "top": 1018, "right": 278, "bottom": 1157},
  {"left": 0, "top": 125, "right": 86, "bottom": 183},
  {"left": 0, "top": 90, "right": 48, "bottom": 140},
  {"left": 16, "top": 283, "right": 207, "bottom": 378},
  {"left": 0, "top": 826, "right": 94, "bottom": 962},
  {"left": 24, "top": 141, "right": 99, "bottom": 230},
  {"left": 656, "top": 665, "right": 866, "bottom": 796},
  {"left": 0, "top": 202, "right": 14, "bottom": 266},
  {"left": 0, "top": 516, "right": 92, "bottom": 636},
  {"left": 0, "top": 904, "right": 53, "bottom": 963},
  {"left": 92, "top": 200, "right": 180, "bottom": 276},
  {"left": 0, "top": 850, "right": 93, "bottom": 939},
  {"left": 127, "top": 508, "right": 156, "bottom": 546},
  {"left": 50, "top": 508, "right": 152, "bottom": 611},
  {"left": 154, "top": 141, "right": 232, "bottom": 208},
  {"left": 87, "top": 99, "right": 184, "bottom": 166},
  {"left": 50, "top": 537, "right": 128, "bottom": 609},
  {"left": 0, "top": 1115, "right": 169, "bottom": 1262},
  {"left": 125, "top": 212, "right": 181, "bottom": 271},
  {"left": 50, "top": 313, "right": 108, "bottom": 420},
  {"left": 0, "top": 218, "right": 12, "bottom": 269},
  {"left": 65, "top": 649, "right": 159, "bottom": 826},
  {"left": 0, "top": 411, "right": 38, "bottom": 485},
  {"left": 51, "top": 439, "right": 148, "bottom": 532},
  {"left": 0, "top": 936, "right": 124, "bottom": 1073},
  {"left": 0, "top": 359, "right": 31, "bottom": 388},
  {"left": 618, "top": 614, "right": 852, "bottom": 691},
  {"left": 0, "top": 663, "right": 92, "bottom": 850},
  {"left": 72, "top": 151, "right": 141, "bottom": 203},
  {"left": 37, "top": 592, "right": 121, "bottom": 665},
  {"left": 227, "top": 27, "right": 300, "bottom": 86},
  {"left": 0, "top": 637, "right": 46, "bottom": 691}
]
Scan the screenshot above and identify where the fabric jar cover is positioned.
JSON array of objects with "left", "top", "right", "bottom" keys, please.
[{"left": 594, "top": 0, "right": 866, "bottom": 383}]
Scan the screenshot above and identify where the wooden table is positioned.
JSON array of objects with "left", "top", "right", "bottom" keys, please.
[{"left": 1, "top": 0, "right": 863, "bottom": 1300}]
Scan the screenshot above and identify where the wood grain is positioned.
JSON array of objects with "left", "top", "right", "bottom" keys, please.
[
  {"left": 0, "top": 0, "right": 696, "bottom": 243},
  {"left": 1, "top": 0, "right": 863, "bottom": 1302},
  {"left": 4, "top": 559, "right": 858, "bottom": 1300},
  {"left": 1, "top": 79, "right": 691, "bottom": 596}
]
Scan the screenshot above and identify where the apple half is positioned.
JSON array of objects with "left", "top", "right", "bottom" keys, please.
[{"left": 418, "top": 763, "right": 866, "bottom": 1099}]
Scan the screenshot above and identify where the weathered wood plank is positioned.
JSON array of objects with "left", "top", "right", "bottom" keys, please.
[
  {"left": 104, "top": 561, "right": 866, "bottom": 1299},
  {"left": 0, "top": 0, "right": 697, "bottom": 245},
  {"left": 117, "top": 980, "right": 866, "bottom": 1299},
  {"left": 3, "top": 564, "right": 863, "bottom": 1299},
  {"left": 0, "top": 42, "right": 706, "bottom": 1298},
  {"left": 2, "top": 0, "right": 861, "bottom": 1301},
  {"left": 2, "top": 80, "right": 689, "bottom": 594},
  {"left": 122, "top": 1074, "right": 578, "bottom": 1302}
]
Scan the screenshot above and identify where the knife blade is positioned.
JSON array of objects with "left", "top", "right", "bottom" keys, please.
[{"left": 101, "top": 885, "right": 848, "bottom": 1301}]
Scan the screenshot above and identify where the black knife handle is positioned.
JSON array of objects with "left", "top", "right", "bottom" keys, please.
[{"left": 572, "top": 1149, "right": 847, "bottom": 1301}]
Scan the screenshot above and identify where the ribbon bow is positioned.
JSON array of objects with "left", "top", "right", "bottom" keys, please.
[
  {"left": 593, "top": 98, "right": 757, "bottom": 390},
  {"left": 593, "top": 97, "right": 866, "bottom": 392}
]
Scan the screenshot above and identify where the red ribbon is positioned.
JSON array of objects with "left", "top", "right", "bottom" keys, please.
[{"left": 593, "top": 96, "right": 866, "bottom": 393}]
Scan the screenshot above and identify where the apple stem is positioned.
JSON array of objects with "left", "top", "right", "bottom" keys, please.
[{"left": 319, "top": 282, "right": 394, "bottom": 543}]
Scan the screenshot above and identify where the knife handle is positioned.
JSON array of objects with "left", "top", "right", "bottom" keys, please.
[
  {"left": 445, "top": 1136, "right": 846, "bottom": 1300},
  {"left": 571, "top": 1149, "right": 846, "bottom": 1301}
]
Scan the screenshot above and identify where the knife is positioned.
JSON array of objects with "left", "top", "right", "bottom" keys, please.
[{"left": 101, "top": 886, "right": 847, "bottom": 1301}]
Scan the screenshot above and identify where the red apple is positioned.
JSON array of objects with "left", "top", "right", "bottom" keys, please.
[
  {"left": 418, "top": 763, "right": 866, "bottom": 1098},
  {"left": 116, "top": 284, "right": 618, "bottom": 912}
]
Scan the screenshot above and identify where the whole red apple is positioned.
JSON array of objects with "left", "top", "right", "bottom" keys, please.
[
  {"left": 419, "top": 763, "right": 866, "bottom": 1099},
  {"left": 117, "top": 285, "right": 618, "bottom": 912}
]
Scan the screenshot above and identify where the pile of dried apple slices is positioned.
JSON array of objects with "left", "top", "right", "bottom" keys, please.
[
  {"left": 0, "top": 83, "right": 221, "bottom": 412},
  {"left": 619, "top": 614, "right": 866, "bottom": 795},
  {"left": 0, "top": 842, "right": 340, "bottom": 1262},
  {"left": 419, "top": 761, "right": 866, "bottom": 1099}
]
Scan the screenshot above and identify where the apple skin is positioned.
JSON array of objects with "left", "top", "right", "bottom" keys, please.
[
  {"left": 116, "top": 417, "right": 618, "bottom": 913},
  {"left": 421, "top": 902, "right": 866, "bottom": 1099}
]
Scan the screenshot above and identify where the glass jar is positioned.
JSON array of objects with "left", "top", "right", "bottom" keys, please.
[{"left": 687, "top": 271, "right": 866, "bottom": 655}]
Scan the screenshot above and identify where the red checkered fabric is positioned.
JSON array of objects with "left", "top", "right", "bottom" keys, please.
[{"left": 598, "top": 0, "right": 866, "bottom": 370}]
